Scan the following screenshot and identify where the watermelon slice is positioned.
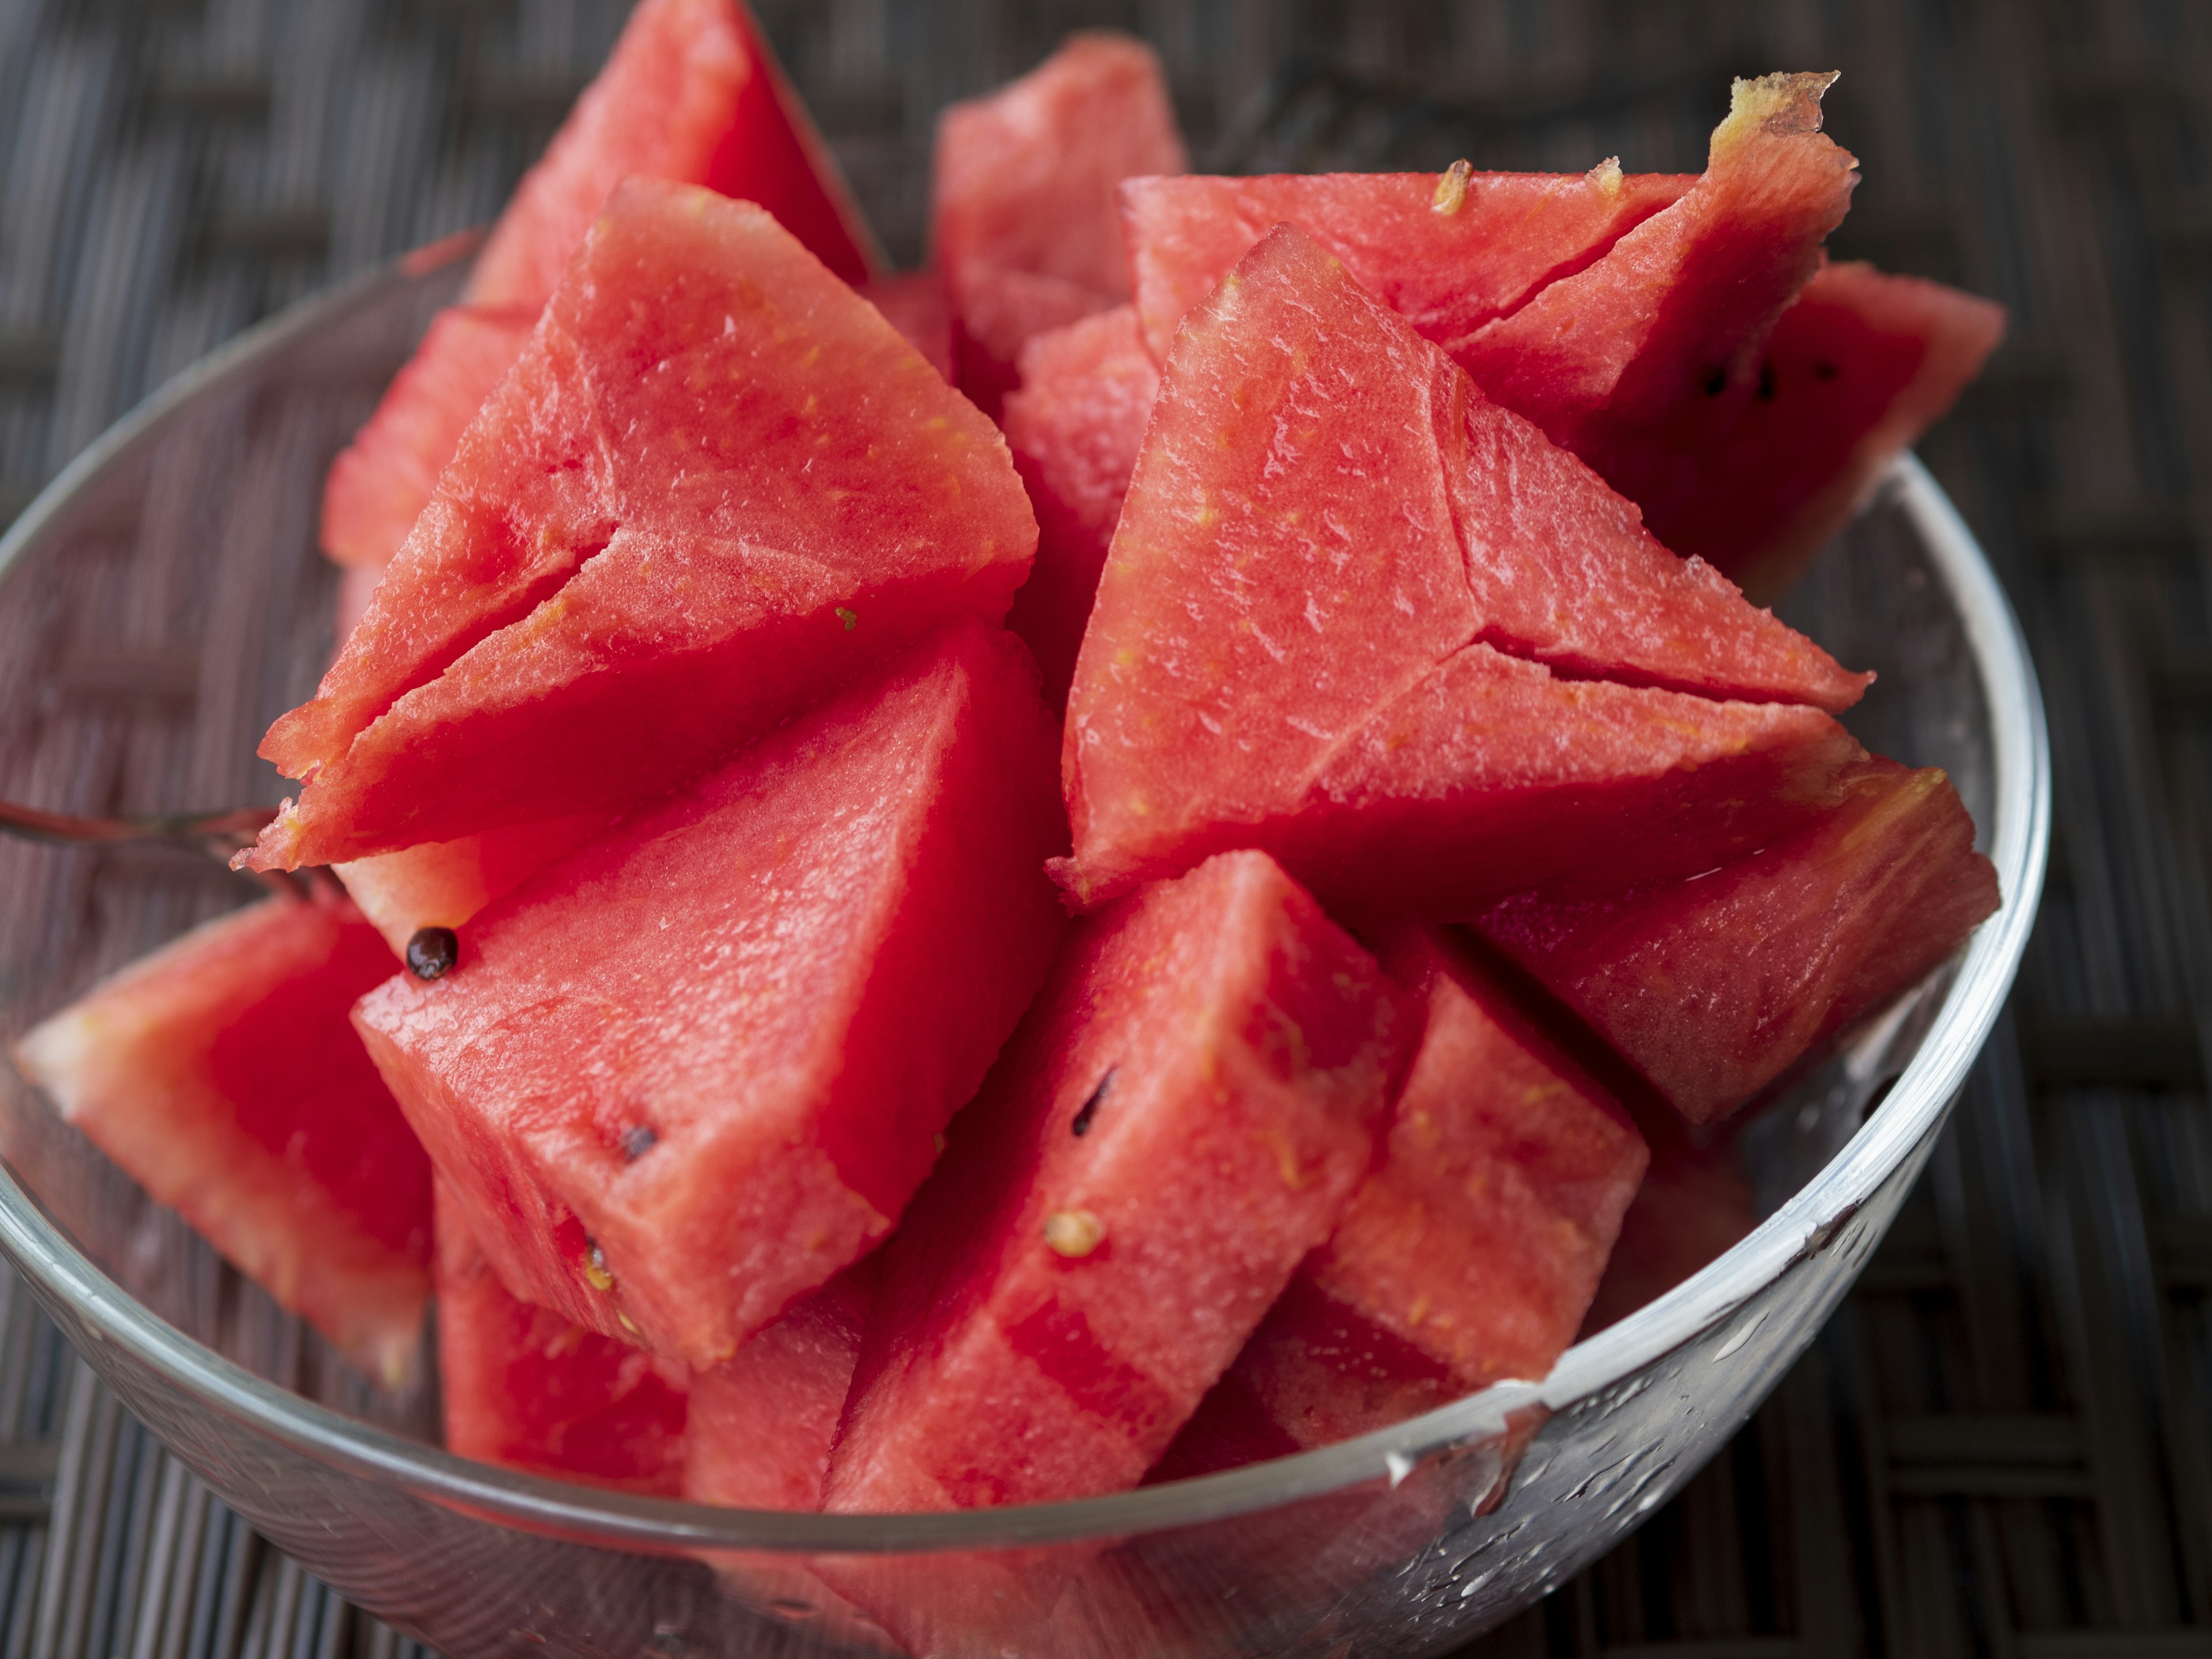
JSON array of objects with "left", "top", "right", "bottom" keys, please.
[
  {"left": 321, "top": 306, "right": 536, "bottom": 572},
  {"left": 824, "top": 847, "right": 1408, "bottom": 1516},
  {"left": 1156, "top": 925, "right": 1645, "bottom": 1475},
  {"left": 1056, "top": 221, "right": 1869, "bottom": 915},
  {"left": 1119, "top": 162, "right": 1695, "bottom": 368},
  {"left": 933, "top": 32, "right": 1187, "bottom": 414},
  {"left": 321, "top": 0, "right": 879, "bottom": 579},
  {"left": 1453, "top": 74, "right": 1857, "bottom": 514},
  {"left": 1001, "top": 304, "right": 1160, "bottom": 713},
  {"left": 252, "top": 179, "right": 1035, "bottom": 870},
  {"left": 685, "top": 1257, "right": 876, "bottom": 1510},
  {"left": 859, "top": 272, "right": 955, "bottom": 382},
  {"left": 1476, "top": 758, "right": 2001, "bottom": 1125},
  {"left": 465, "top": 0, "right": 877, "bottom": 310},
  {"left": 435, "top": 1179, "right": 688, "bottom": 1493},
  {"left": 1578, "top": 1113, "right": 1759, "bottom": 1336},
  {"left": 11, "top": 895, "right": 431, "bottom": 1384},
  {"left": 817, "top": 849, "right": 1402, "bottom": 1652},
  {"left": 354, "top": 621, "right": 1066, "bottom": 1366},
  {"left": 1613, "top": 259, "right": 2007, "bottom": 600}
]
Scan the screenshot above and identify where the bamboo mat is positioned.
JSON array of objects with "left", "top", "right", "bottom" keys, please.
[{"left": 0, "top": 2, "right": 2208, "bottom": 1655}]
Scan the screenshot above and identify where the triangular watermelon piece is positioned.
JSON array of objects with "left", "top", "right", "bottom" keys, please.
[
  {"left": 1613, "top": 259, "right": 2007, "bottom": 599},
  {"left": 354, "top": 622, "right": 1067, "bottom": 1367},
  {"left": 1475, "top": 758, "right": 2000, "bottom": 1125},
  {"left": 1057, "top": 222, "right": 1869, "bottom": 914},
  {"left": 467, "top": 0, "right": 878, "bottom": 310},
  {"left": 435, "top": 1179, "right": 689, "bottom": 1493},
  {"left": 1454, "top": 73, "right": 1858, "bottom": 482},
  {"left": 253, "top": 179, "right": 1035, "bottom": 870},
  {"left": 685, "top": 1257, "right": 876, "bottom": 1510},
  {"left": 824, "top": 847, "right": 1405, "bottom": 1517},
  {"left": 12, "top": 895, "right": 431, "bottom": 1385},
  {"left": 321, "top": 0, "right": 881, "bottom": 579},
  {"left": 1001, "top": 303, "right": 1161, "bottom": 713},
  {"left": 1155, "top": 925, "right": 1642, "bottom": 1474},
  {"left": 1120, "top": 161, "right": 1694, "bottom": 367},
  {"left": 933, "top": 32, "right": 1187, "bottom": 414}
]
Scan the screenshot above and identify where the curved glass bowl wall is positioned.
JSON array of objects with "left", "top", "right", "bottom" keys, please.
[{"left": 0, "top": 246, "right": 2049, "bottom": 1659}]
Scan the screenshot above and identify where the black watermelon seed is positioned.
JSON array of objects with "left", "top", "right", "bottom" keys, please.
[
  {"left": 1071, "top": 1066, "right": 1116, "bottom": 1137},
  {"left": 1814, "top": 359, "right": 1840, "bottom": 381},
  {"left": 622, "top": 1124, "right": 658, "bottom": 1160},
  {"left": 1757, "top": 362, "right": 1777, "bottom": 400},
  {"left": 406, "top": 926, "right": 459, "bottom": 981},
  {"left": 1703, "top": 366, "right": 1727, "bottom": 396}
]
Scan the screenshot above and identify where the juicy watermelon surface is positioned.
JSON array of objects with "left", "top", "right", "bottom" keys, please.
[
  {"left": 1478, "top": 758, "right": 2001, "bottom": 1125},
  {"left": 435, "top": 1179, "right": 688, "bottom": 1494},
  {"left": 1057, "top": 222, "right": 1869, "bottom": 914},
  {"left": 256, "top": 179, "right": 1035, "bottom": 869},
  {"left": 1120, "top": 164, "right": 1694, "bottom": 367},
  {"left": 934, "top": 32, "right": 1186, "bottom": 411},
  {"left": 465, "top": 0, "right": 875, "bottom": 310},
  {"left": 12, "top": 896, "right": 430, "bottom": 1385},
  {"left": 1001, "top": 303, "right": 1161, "bottom": 711},
  {"left": 1622, "top": 260, "right": 2007, "bottom": 600},
  {"left": 1158, "top": 925, "right": 1646, "bottom": 1475},
  {"left": 685, "top": 1258, "right": 876, "bottom": 1510},
  {"left": 321, "top": 0, "right": 876, "bottom": 583},
  {"left": 355, "top": 622, "right": 1067, "bottom": 1366},
  {"left": 1455, "top": 75, "right": 1859, "bottom": 557},
  {"left": 825, "top": 848, "right": 1408, "bottom": 1516}
]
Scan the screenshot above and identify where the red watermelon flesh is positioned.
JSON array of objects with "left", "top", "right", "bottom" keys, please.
[
  {"left": 1120, "top": 162, "right": 1695, "bottom": 367},
  {"left": 321, "top": 305, "right": 536, "bottom": 573},
  {"left": 11, "top": 896, "right": 431, "bottom": 1385},
  {"left": 334, "top": 810, "right": 620, "bottom": 959},
  {"left": 1155, "top": 925, "right": 1645, "bottom": 1475},
  {"left": 1476, "top": 758, "right": 2000, "bottom": 1126},
  {"left": 823, "top": 848, "right": 1408, "bottom": 1517},
  {"left": 859, "top": 271, "right": 955, "bottom": 381},
  {"left": 1619, "top": 260, "right": 2008, "bottom": 601},
  {"left": 1454, "top": 74, "right": 1857, "bottom": 495},
  {"left": 933, "top": 32, "right": 1187, "bottom": 413},
  {"left": 1056, "top": 222, "right": 1869, "bottom": 914},
  {"left": 435, "top": 1178, "right": 688, "bottom": 1493},
  {"left": 252, "top": 180, "right": 1035, "bottom": 870},
  {"left": 322, "top": 0, "right": 878, "bottom": 581},
  {"left": 465, "top": 0, "right": 876, "bottom": 311},
  {"left": 1578, "top": 1115, "right": 1758, "bottom": 1337},
  {"left": 1001, "top": 304, "right": 1161, "bottom": 713},
  {"left": 353, "top": 621, "right": 1067, "bottom": 1367},
  {"left": 685, "top": 1257, "right": 876, "bottom": 1510}
]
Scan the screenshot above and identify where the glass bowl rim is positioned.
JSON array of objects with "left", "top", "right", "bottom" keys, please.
[{"left": 0, "top": 246, "right": 2052, "bottom": 1557}]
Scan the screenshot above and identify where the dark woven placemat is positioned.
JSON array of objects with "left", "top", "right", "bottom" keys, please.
[{"left": 1, "top": 2, "right": 2208, "bottom": 1655}]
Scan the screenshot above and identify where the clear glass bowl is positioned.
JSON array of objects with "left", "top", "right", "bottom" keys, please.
[{"left": 0, "top": 241, "right": 2050, "bottom": 1659}]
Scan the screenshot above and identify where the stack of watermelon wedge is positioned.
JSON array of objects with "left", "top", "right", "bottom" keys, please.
[{"left": 9, "top": 12, "right": 2011, "bottom": 1653}]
